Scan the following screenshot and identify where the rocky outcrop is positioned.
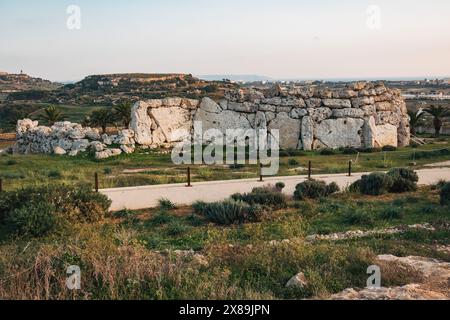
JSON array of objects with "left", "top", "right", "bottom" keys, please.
[
  {"left": 13, "top": 120, "right": 134, "bottom": 159},
  {"left": 330, "top": 255, "right": 450, "bottom": 300},
  {"left": 131, "top": 82, "right": 410, "bottom": 150}
]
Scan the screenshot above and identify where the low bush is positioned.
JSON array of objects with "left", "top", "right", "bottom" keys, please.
[
  {"left": 342, "top": 147, "right": 358, "bottom": 155},
  {"left": 47, "top": 170, "right": 62, "bottom": 178},
  {"left": 275, "top": 182, "right": 286, "bottom": 192},
  {"left": 414, "top": 148, "right": 450, "bottom": 159},
  {"left": 342, "top": 209, "right": 375, "bottom": 226},
  {"left": 382, "top": 145, "right": 397, "bottom": 152},
  {"left": 288, "top": 159, "right": 299, "bottom": 166},
  {"left": 6, "top": 202, "right": 58, "bottom": 237},
  {"left": 103, "top": 167, "right": 113, "bottom": 175},
  {"left": 440, "top": 182, "right": 450, "bottom": 206},
  {"left": 199, "top": 200, "right": 263, "bottom": 225},
  {"left": 294, "top": 179, "right": 340, "bottom": 200},
  {"left": 357, "top": 172, "right": 393, "bottom": 196},
  {"left": 150, "top": 211, "right": 175, "bottom": 225},
  {"left": 231, "top": 185, "right": 288, "bottom": 209},
  {"left": 158, "top": 198, "right": 176, "bottom": 211},
  {"left": 320, "top": 149, "right": 336, "bottom": 155},
  {"left": 379, "top": 207, "right": 404, "bottom": 220},
  {"left": 0, "top": 185, "right": 111, "bottom": 236},
  {"left": 387, "top": 168, "right": 418, "bottom": 193},
  {"left": 357, "top": 147, "right": 382, "bottom": 153}
]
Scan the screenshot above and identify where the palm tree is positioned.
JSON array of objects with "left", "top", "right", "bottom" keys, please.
[
  {"left": 424, "top": 105, "right": 450, "bottom": 137},
  {"left": 87, "top": 108, "right": 114, "bottom": 134},
  {"left": 114, "top": 102, "right": 132, "bottom": 128},
  {"left": 408, "top": 110, "right": 425, "bottom": 136},
  {"left": 38, "top": 105, "right": 65, "bottom": 126}
]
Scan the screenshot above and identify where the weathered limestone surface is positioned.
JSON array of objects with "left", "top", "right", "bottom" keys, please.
[
  {"left": 129, "top": 82, "right": 409, "bottom": 150},
  {"left": 13, "top": 82, "right": 411, "bottom": 158}
]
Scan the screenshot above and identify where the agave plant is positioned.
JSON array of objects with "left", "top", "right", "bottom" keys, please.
[
  {"left": 38, "top": 105, "right": 65, "bottom": 126},
  {"left": 424, "top": 105, "right": 450, "bottom": 137}
]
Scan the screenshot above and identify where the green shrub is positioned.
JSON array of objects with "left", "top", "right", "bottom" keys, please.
[
  {"left": 200, "top": 200, "right": 262, "bottom": 225},
  {"left": 103, "top": 167, "right": 113, "bottom": 175},
  {"left": 320, "top": 149, "right": 336, "bottom": 155},
  {"left": 113, "top": 209, "right": 134, "bottom": 218},
  {"left": 357, "top": 173, "right": 393, "bottom": 196},
  {"left": 5, "top": 159, "right": 17, "bottom": 166},
  {"left": 382, "top": 145, "right": 397, "bottom": 152},
  {"left": 387, "top": 168, "right": 418, "bottom": 193},
  {"left": 357, "top": 147, "right": 382, "bottom": 153},
  {"left": 158, "top": 198, "right": 176, "bottom": 211},
  {"left": 342, "top": 209, "right": 375, "bottom": 226},
  {"left": 379, "top": 207, "right": 404, "bottom": 220},
  {"left": 165, "top": 222, "right": 189, "bottom": 236},
  {"left": 275, "top": 182, "right": 286, "bottom": 192},
  {"left": 288, "top": 159, "right": 299, "bottom": 166},
  {"left": 6, "top": 202, "right": 57, "bottom": 237},
  {"left": 342, "top": 147, "right": 358, "bottom": 155},
  {"left": 231, "top": 185, "right": 287, "bottom": 209},
  {"left": 431, "top": 179, "right": 447, "bottom": 190},
  {"left": 440, "top": 182, "right": 450, "bottom": 206},
  {"left": 150, "top": 212, "right": 174, "bottom": 225},
  {"left": 0, "top": 185, "right": 111, "bottom": 227},
  {"left": 294, "top": 179, "right": 340, "bottom": 200},
  {"left": 47, "top": 170, "right": 62, "bottom": 178},
  {"left": 414, "top": 148, "right": 450, "bottom": 159},
  {"left": 192, "top": 201, "right": 208, "bottom": 215}
]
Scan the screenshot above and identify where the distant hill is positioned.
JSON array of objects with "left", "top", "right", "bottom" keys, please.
[
  {"left": 198, "top": 74, "right": 273, "bottom": 82},
  {"left": 0, "top": 72, "right": 62, "bottom": 93}
]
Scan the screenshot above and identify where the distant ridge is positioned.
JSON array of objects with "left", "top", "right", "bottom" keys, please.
[{"left": 198, "top": 74, "right": 273, "bottom": 82}]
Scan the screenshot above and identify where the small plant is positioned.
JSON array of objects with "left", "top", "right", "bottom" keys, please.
[
  {"left": 320, "top": 149, "right": 336, "bottom": 155},
  {"left": 150, "top": 211, "right": 174, "bottom": 225},
  {"left": 103, "top": 167, "right": 113, "bottom": 175},
  {"left": 342, "top": 147, "right": 358, "bottom": 155},
  {"left": 275, "top": 182, "right": 286, "bottom": 192},
  {"left": 382, "top": 145, "right": 397, "bottom": 152},
  {"left": 431, "top": 179, "right": 447, "bottom": 191},
  {"left": 294, "top": 179, "right": 340, "bottom": 200},
  {"left": 47, "top": 170, "right": 62, "bottom": 178},
  {"left": 5, "top": 159, "right": 17, "bottom": 166},
  {"left": 440, "top": 182, "right": 450, "bottom": 206},
  {"left": 288, "top": 159, "right": 299, "bottom": 166},
  {"left": 379, "top": 207, "right": 404, "bottom": 220},
  {"left": 231, "top": 185, "right": 287, "bottom": 209},
  {"left": 192, "top": 200, "right": 208, "bottom": 215},
  {"left": 165, "top": 221, "right": 189, "bottom": 236},
  {"left": 342, "top": 209, "right": 375, "bottom": 226},
  {"left": 113, "top": 209, "right": 134, "bottom": 218},
  {"left": 199, "top": 200, "right": 262, "bottom": 225},
  {"left": 158, "top": 198, "right": 176, "bottom": 211}
]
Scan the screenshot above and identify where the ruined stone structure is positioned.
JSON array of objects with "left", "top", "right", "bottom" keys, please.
[
  {"left": 130, "top": 82, "right": 410, "bottom": 150},
  {"left": 12, "top": 82, "right": 410, "bottom": 159}
]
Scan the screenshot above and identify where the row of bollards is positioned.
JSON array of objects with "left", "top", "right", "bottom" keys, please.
[
  {"left": 89, "top": 160, "right": 354, "bottom": 191},
  {"left": 1, "top": 160, "right": 354, "bottom": 194}
]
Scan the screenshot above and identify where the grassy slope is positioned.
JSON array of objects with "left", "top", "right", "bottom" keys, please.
[
  {"left": 0, "top": 187, "right": 448, "bottom": 299},
  {"left": 1, "top": 137, "right": 450, "bottom": 190}
]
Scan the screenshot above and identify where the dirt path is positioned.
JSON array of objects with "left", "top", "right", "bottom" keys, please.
[{"left": 101, "top": 168, "right": 450, "bottom": 211}]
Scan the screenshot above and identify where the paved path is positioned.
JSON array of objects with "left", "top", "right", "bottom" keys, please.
[{"left": 101, "top": 168, "right": 450, "bottom": 211}]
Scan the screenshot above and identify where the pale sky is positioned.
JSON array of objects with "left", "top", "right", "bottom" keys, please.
[{"left": 0, "top": 0, "right": 449, "bottom": 81}]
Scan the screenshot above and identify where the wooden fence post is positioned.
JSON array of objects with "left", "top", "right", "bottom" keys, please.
[
  {"left": 95, "top": 173, "right": 99, "bottom": 193},
  {"left": 308, "top": 161, "right": 312, "bottom": 180},
  {"left": 186, "top": 167, "right": 192, "bottom": 187},
  {"left": 348, "top": 160, "right": 352, "bottom": 177}
]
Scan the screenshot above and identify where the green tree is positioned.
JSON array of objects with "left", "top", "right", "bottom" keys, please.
[
  {"left": 425, "top": 105, "right": 450, "bottom": 137},
  {"left": 38, "top": 105, "right": 65, "bottom": 126},
  {"left": 408, "top": 110, "right": 425, "bottom": 136},
  {"left": 86, "top": 108, "right": 114, "bottom": 134},
  {"left": 114, "top": 102, "right": 132, "bottom": 128}
]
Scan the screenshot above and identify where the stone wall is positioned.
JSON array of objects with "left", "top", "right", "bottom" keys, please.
[
  {"left": 130, "top": 82, "right": 410, "bottom": 150},
  {"left": 12, "top": 82, "right": 410, "bottom": 158}
]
